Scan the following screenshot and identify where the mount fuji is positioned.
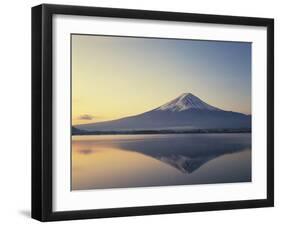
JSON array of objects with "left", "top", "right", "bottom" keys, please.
[{"left": 75, "top": 93, "right": 251, "bottom": 132}]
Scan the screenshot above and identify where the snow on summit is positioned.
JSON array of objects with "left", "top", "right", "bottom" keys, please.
[{"left": 157, "top": 93, "right": 222, "bottom": 112}]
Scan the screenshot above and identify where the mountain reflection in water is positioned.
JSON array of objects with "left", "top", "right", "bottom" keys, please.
[{"left": 72, "top": 133, "right": 251, "bottom": 190}]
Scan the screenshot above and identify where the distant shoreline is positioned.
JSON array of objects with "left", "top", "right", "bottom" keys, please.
[{"left": 72, "top": 128, "right": 251, "bottom": 136}]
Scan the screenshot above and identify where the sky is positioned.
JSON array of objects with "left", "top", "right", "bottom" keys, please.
[{"left": 72, "top": 34, "right": 251, "bottom": 125}]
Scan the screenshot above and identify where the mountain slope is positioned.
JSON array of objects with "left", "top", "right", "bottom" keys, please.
[
  {"left": 72, "top": 126, "right": 87, "bottom": 135},
  {"left": 76, "top": 93, "right": 251, "bottom": 131}
]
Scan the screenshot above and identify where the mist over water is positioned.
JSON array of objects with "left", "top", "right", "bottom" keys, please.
[{"left": 72, "top": 133, "right": 251, "bottom": 190}]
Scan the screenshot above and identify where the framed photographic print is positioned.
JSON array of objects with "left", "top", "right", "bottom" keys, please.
[{"left": 32, "top": 4, "right": 274, "bottom": 221}]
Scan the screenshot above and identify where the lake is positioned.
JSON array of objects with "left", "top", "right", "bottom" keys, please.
[{"left": 72, "top": 133, "right": 251, "bottom": 190}]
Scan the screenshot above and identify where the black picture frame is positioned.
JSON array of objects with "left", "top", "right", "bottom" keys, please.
[{"left": 32, "top": 3, "right": 274, "bottom": 222}]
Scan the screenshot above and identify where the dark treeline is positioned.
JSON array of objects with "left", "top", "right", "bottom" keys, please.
[{"left": 72, "top": 128, "right": 251, "bottom": 136}]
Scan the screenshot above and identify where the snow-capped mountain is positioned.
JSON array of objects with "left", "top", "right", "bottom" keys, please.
[
  {"left": 76, "top": 93, "right": 251, "bottom": 132},
  {"left": 157, "top": 93, "right": 221, "bottom": 112}
]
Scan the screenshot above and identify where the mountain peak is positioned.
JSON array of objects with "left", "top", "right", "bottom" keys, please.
[
  {"left": 178, "top": 92, "right": 197, "bottom": 101},
  {"left": 157, "top": 92, "right": 222, "bottom": 112},
  {"left": 180, "top": 92, "right": 194, "bottom": 97}
]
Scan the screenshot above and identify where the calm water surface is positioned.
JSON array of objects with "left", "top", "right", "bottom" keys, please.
[{"left": 72, "top": 133, "right": 251, "bottom": 190}]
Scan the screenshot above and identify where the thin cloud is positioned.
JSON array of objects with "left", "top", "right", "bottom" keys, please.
[{"left": 77, "top": 114, "right": 94, "bottom": 120}]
